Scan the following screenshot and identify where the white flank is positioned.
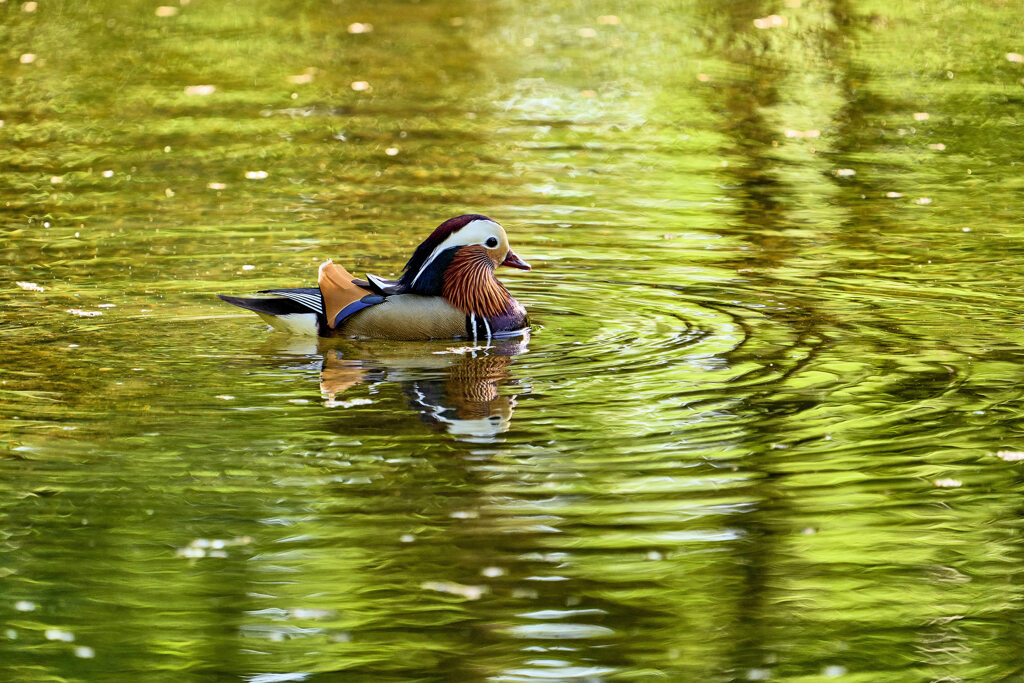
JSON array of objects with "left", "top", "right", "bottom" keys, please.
[{"left": 257, "top": 312, "right": 319, "bottom": 336}]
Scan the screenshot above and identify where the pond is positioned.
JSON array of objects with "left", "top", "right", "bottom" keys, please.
[{"left": 4, "top": 0, "right": 1024, "bottom": 680}]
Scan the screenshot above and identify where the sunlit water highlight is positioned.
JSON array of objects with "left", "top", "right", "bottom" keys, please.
[{"left": 4, "top": 0, "right": 1024, "bottom": 681}]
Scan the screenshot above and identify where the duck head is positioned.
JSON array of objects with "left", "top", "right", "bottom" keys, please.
[{"left": 399, "top": 215, "right": 530, "bottom": 317}]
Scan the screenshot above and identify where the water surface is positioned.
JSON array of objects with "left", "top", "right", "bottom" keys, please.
[{"left": 4, "top": 0, "right": 1024, "bottom": 681}]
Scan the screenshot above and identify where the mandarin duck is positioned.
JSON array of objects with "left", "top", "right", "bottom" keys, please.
[{"left": 218, "top": 215, "right": 530, "bottom": 341}]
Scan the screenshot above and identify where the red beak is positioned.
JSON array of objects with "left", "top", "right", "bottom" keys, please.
[{"left": 501, "top": 249, "right": 531, "bottom": 270}]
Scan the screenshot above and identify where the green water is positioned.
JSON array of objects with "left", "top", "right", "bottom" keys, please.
[{"left": 4, "top": 0, "right": 1024, "bottom": 680}]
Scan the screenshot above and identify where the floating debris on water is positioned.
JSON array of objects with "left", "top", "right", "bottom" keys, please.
[
  {"left": 16, "top": 281, "right": 44, "bottom": 292},
  {"left": 933, "top": 478, "right": 963, "bottom": 488},
  {"left": 14, "top": 601, "right": 36, "bottom": 612},
  {"left": 241, "top": 264, "right": 255, "bottom": 271},
  {"left": 207, "top": 182, "right": 226, "bottom": 190},
  {"left": 996, "top": 450, "right": 1024, "bottom": 461},
  {"left": 928, "top": 143, "right": 946, "bottom": 151},
  {"left": 753, "top": 14, "right": 787, "bottom": 29},
  {"left": 886, "top": 191, "right": 903, "bottom": 198},
  {"left": 913, "top": 112, "right": 930, "bottom": 121},
  {"left": 244, "top": 170, "right": 268, "bottom": 180},
  {"left": 916, "top": 197, "right": 933, "bottom": 205},
  {"left": 155, "top": 6, "right": 178, "bottom": 17},
  {"left": 347, "top": 22, "right": 373, "bottom": 34},
  {"left": 421, "top": 581, "right": 488, "bottom": 600},
  {"left": 22, "top": 2, "right": 38, "bottom": 12},
  {"left": 50, "top": 176, "right": 63, "bottom": 184},
  {"left": 785, "top": 129, "right": 821, "bottom": 138},
  {"left": 20, "top": 53, "right": 37, "bottom": 64},
  {"left": 385, "top": 147, "right": 400, "bottom": 156},
  {"left": 184, "top": 84, "right": 216, "bottom": 96},
  {"left": 215, "top": 395, "right": 234, "bottom": 400},
  {"left": 74, "top": 646, "right": 95, "bottom": 659},
  {"left": 696, "top": 73, "right": 712, "bottom": 82},
  {"left": 835, "top": 168, "right": 856, "bottom": 177},
  {"left": 44, "top": 629, "right": 75, "bottom": 642},
  {"left": 350, "top": 80, "right": 370, "bottom": 92},
  {"left": 1007, "top": 52, "right": 1024, "bottom": 63},
  {"left": 102, "top": 169, "right": 114, "bottom": 177},
  {"left": 176, "top": 536, "right": 251, "bottom": 559},
  {"left": 67, "top": 309, "right": 102, "bottom": 317}
]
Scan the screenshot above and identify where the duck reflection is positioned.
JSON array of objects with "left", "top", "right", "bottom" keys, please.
[{"left": 281, "top": 334, "right": 529, "bottom": 440}]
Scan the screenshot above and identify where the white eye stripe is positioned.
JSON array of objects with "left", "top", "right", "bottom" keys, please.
[{"left": 410, "top": 219, "right": 504, "bottom": 287}]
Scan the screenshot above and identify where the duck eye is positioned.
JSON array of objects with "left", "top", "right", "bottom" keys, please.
[{"left": 485, "top": 237, "right": 499, "bottom": 248}]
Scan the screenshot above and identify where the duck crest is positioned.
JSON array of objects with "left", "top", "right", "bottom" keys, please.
[
  {"left": 442, "top": 245, "right": 511, "bottom": 319},
  {"left": 399, "top": 214, "right": 492, "bottom": 291}
]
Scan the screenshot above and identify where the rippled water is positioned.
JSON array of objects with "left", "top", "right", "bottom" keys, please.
[{"left": 5, "top": 0, "right": 1024, "bottom": 680}]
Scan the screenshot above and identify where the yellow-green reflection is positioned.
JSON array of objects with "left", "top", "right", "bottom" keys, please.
[{"left": 4, "top": 0, "right": 1024, "bottom": 681}]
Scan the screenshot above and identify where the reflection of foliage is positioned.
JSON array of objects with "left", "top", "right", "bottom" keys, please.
[{"left": 4, "top": 0, "right": 1024, "bottom": 681}]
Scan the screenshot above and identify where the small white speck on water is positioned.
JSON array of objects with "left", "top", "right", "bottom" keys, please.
[
  {"left": 45, "top": 629, "right": 75, "bottom": 643},
  {"left": 347, "top": 22, "right": 373, "bottom": 33},
  {"left": 996, "top": 450, "right": 1024, "bottom": 461},
  {"left": 245, "top": 170, "right": 268, "bottom": 180},
  {"left": 74, "top": 646, "right": 95, "bottom": 659},
  {"left": 184, "top": 85, "right": 215, "bottom": 96},
  {"left": 350, "top": 80, "right": 370, "bottom": 92},
  {"left": 241, "top": 264, "right": 255, "bottom": 271},
  {"left": 14, "top": 601, "right": 35, "bottom": 612},
  {"left": 753, "top": 14, "right": 787, "bottom": 28}
]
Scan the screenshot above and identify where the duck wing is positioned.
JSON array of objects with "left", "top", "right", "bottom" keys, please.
[
  {"left": 254, "top": 287, "right": 324, "bottom": 314},
  {"left": 318, "top": 260, "right": 385, "bottom": 329},
  {"left": 351, "top": 272, "right": 405, "bottom": 296}
]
